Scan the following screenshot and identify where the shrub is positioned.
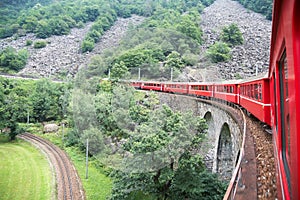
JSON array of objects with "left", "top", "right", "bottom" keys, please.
[
  {"left": 26, "top": 40, "right": 33, "bottom": 46},
  {"left": 81, "top": 39, "right": 95, "bottom": 53},
  {"left": 0, "top": 47, "right": 29, "bottom": 71},
  {"left": 206, "top": 42, "right": 231, "bottom": 63},
  {"left": 33, "top": 40, "right": 47, "bottom": 49},
  {"left": 221, "top": 24, "right": 243, "bottom": 47}
]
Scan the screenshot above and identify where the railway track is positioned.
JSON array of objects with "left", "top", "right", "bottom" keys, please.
[{"left": 19, "top": 133, "right": 85, "bottom": 200}]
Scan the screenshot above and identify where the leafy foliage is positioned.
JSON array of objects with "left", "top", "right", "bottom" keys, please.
[
  {"left": 33, "top": 40, "right": 47, "bottom": 48},
  {"left": 221, "top": 23, "right": 243, "bottom": 47},
  {"left": 110, "top": 61, "right": 130, "bottom": 80},
  {"left": 234, "top": 0, "right": 273, "bottom": 20},
  {"left": 31, "top": 79, "right": 70, "bottom": 122},
  {"left": 0, "top": 78, "right": 69, "bottom": 140},
  {"left": 109, "top": 105, "right": 226, "bottom": 199},
  {"left": 81, "top": 39, "right": 95, "bottom": 53},
  {"left": 206, "top": 42, "right": 231, "bottom": 63},
  {"left": 0, "top": 46, "right": 29, "bottom": 72}
]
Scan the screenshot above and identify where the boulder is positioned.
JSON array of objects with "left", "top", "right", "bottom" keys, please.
[{"left": 43, "top": 124, "right": 59, "bottom": 133}]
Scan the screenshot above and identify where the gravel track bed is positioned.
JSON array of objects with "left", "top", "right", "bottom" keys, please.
[
  {"left": 246, "top": 117, "right": 277, "bottom": 199},
  {"left": 19, "top": 133, "right": 85, "bottom": 200}
]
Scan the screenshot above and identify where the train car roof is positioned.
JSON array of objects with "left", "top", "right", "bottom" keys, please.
[{"left": 239, "top": 73, "right": 269, "bottom": 83}]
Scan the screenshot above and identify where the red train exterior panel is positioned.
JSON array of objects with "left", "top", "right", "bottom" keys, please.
[
  {"left": 240, "top": 78, "right": 271, "bottom": 125},
  {"left": 164, "top": 83, "right": 189, "bottom": 95},
  {"left": 188, "top": 83, "right": 213, "bottom": 98},
  {"left": 214, "top": 83, "right": 239, "bottom": 104},
  {"left": 269, "top": 0, "right": 300, "bottom": 199}
]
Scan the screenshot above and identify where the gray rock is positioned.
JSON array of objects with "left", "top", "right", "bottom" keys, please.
[{"left": 43, "top": 124, "right": 59, "bottom": 133}]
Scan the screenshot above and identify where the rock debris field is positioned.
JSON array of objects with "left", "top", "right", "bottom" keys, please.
[
  {"left": 0, "top": 15, "right": 145, "bottom": 78},
  {"left": 198, "top": 0, "right": 272, "bottom": 81}
]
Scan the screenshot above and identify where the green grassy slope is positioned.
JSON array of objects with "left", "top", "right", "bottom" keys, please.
[{"left": 0, "top": 136, "right": 54, "bottom": 200}]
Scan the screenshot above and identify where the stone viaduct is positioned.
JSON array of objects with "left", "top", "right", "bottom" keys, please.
[{"left": 157, "top": 92, "right": 244, "bottom": 181}]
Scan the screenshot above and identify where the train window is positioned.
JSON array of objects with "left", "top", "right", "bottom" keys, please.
[
  {"left": 279, "top": 50, "right": 291, "bottom": 193},
  {"left": 258, "top": 84, "right": 262, "bottom": 101},
  {"left": 254, "top": 84, "right": 258, "bottom": 100}
]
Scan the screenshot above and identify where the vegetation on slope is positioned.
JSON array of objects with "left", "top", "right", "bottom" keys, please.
[
  {"left": 0, "top": 47, "right": 29, "bottom": 73},
  {"left": 206, "top": 23, "right": 243, "bottom": 63},
  {"left": 234, "top": 0, "right": 273, "bottom": 20}
]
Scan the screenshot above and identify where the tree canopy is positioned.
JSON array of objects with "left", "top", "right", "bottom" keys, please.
[
  {"left": 0, "top": 47, "right": 29, "bottom": 73},
  {"left": 234, "top": 0, "right": 273, "bottom": 20},
  {"left": 220, "top": 23, "right": 243, "bottom": 47}
]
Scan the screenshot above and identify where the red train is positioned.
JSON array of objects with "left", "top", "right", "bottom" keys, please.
[
  {"left": 131, "top": 78, "right": 271, "bottom": 125},
  {"left": 130, "top": 0, "right": 300, "bottom": 199}
]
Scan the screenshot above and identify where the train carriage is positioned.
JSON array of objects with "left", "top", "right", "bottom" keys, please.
[
  {"left": 239, "top": 76, "right": 271, "bottom": 125},
  {"left": 269, "top": 0, "right": 300, "bottom": 199},
  {"left": 188, "top": 82, "right": 214, "bottom": 98},
  {"left": 140, "top": 81, "right": 164, "bottom": 92},
  {"left": 213, "top": 81, "right": 240, "bottom": 104},
  {"left": 164, "top": 82, "right": 189, "bottom": 94}
]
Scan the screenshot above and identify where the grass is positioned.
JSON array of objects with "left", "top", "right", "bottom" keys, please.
[{"left": 0, "top": 134, "right": 53, "bottom": 200}]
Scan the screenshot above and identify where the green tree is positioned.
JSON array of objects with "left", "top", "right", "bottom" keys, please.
[
  {"left": 110, "top": 105, "right": 225, "bottom": 199},
  {"left": 87, "top": 30, "right": 101, "bottom": 43},
  {"left": 81, "top": 39, "right": 95, "bottom": 53},
  {"left": 48, "top": 18, "right": 70, "bottom": 35},
  {"left": 31, "top": 79, "right": 60, "bottom": 122},
  {"left": 35, "top": 20, "right": 52, "bottom": 38},
  {"left": 176, "top": 15, "right": 202, "bottom": 44},
  {"left": 87, "top": 55, "right": 108, "bottom": 78},
  {"left": 33, "top": 40, "right": 47, "bottom": 48},
  {"left": 81, "top": 127, "right": 106, "bottom": 155},
  {"left": 235, "top": 0, "right": 273, "bottom": 20},
  {"left": 0, "top": 47, "right": 28, "bottom": 72},
  {"left": 164, "top": 51, "right": 184, "bottom": 70},
  {"left": 110, "top": 61, "right": 129, "bottom": 80},
  {"left": 220, "top": 23, "right": 243, "bottom": 47},
  {"left": 0, "top": 78, "right": 31, "bottom": 140},
  {"left": 206, "top": 42, "right": 231, "bottom": 63}
]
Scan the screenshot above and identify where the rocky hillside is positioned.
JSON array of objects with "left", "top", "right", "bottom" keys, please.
[
  {"left": 0, "top": 0, "right": 271, "bottom": 81},
  {"left": 197, "top": 0, "right": 272, "bottom": 81},
  {"left": 0, "top": 15, "right": 144, "bottom": 78}
]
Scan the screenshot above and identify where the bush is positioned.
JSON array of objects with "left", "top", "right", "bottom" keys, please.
[
  {"left": 0, "top": 27, "right": 15, "bottom": 39},
  {"left": 0, "top": 47, "right": 29, "bottom": 72},
  {"left": 33, "top": 40, "right": 47, "bottom": 49},
  {"left": 206, "top": 42, "right": 231, "bottom": 63},
  {"left": 221, "top": 24, "right": 243, "bottom": 47},
  {"left": 26, "top": 40, "right": 33, "bottom": 46},
  {"left": 81, "top": 39, "right": 95, "bottom": 53}
]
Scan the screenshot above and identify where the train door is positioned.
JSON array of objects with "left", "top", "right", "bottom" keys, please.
[{"left": 278, "top": 50, "right": 291, "bottom": 194}]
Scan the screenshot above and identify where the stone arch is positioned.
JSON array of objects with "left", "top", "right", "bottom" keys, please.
[
  {"left": 216, "top": 123, "right": 234, "bottom": 181},
  {"left": 203, "top": 111, "right": 215, "bottom": 171},
  {"left": 204, "top": 111, "right": 212, "bottom": 121},
  {"left": 204, "top": 111, "right": 215, "bottom": 136}
]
